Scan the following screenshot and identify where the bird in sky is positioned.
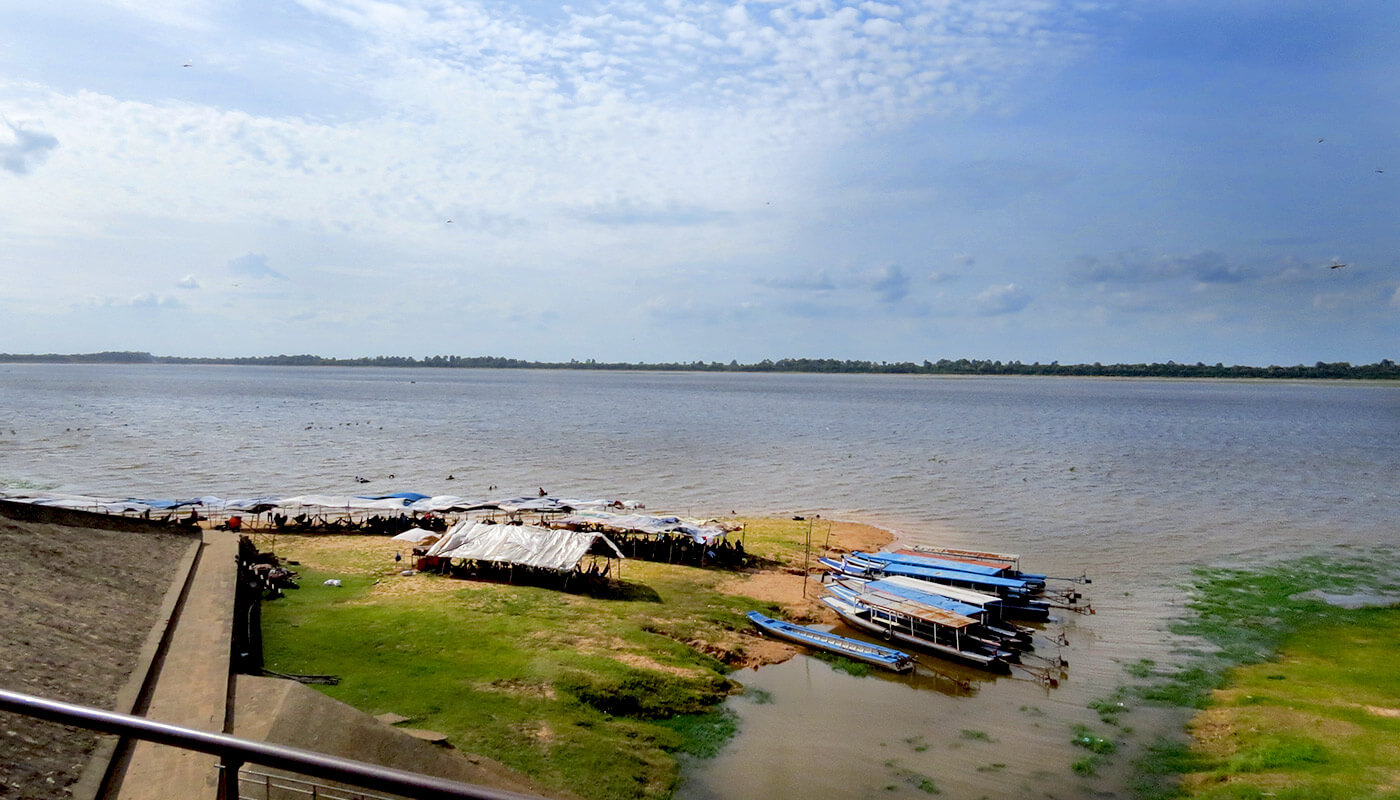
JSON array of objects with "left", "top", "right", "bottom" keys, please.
[
  {"left": 1330, "top": 263, "right": 1346, "bottom": 269},
  {"left": 182, "top": 60, "right": 192, "bottom": 67},
  {"left": 445, "top": 219, "right": 453, "bottom": 224},
  {"left": 1377, "top": 169, "right": 1385, "bottom": 174},
  {"left": 1317, "top": 137, "right": 1325, "bottom": 143}
]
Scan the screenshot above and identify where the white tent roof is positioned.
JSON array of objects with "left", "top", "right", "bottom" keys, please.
[
  {"left": 425, "top": 520, "right": 623, "bottom": 571},
  {"left": 554, "top": 511, "right": 730, "bottom": 545},
  {"left": 390, "top": 527, "right": 442, "bottom": 543},
  {"left": 276, "top": 495, "right": 415, "bottom": 511}
]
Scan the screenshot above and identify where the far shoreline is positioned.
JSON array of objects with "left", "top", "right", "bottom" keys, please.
[{"left": 4, "top": 353, "right": 1397, "bottom": 381}]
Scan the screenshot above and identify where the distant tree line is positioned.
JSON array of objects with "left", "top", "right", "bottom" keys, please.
[{"left": 2, "top": 352, "right": 1397, "bottom": 379}]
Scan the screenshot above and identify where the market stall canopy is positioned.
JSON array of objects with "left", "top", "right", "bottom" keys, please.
[
  {"left": 493, "top": 497, "right": 576, "bottom": 514},
  {"left": 407, "top": 495, "right": 498, "bottom": 513},
  {"left": 554, "top": 511, "right": 730, "bottom": 546},
  {"left": 425, "top": 520, "right": 623, "bottom": 571},
  {"left": 275, "top": 495, "right": 420, "bottom": 511},
  {"left": 390, "top": 527, "right": 442, "bottom": 544}
]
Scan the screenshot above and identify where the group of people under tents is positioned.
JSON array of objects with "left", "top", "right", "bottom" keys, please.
[
  {"left": 1, "top": 487, "right": 751, "bottom": 586},
  {"left": 0, "top": 490, "right": 646, "bottom": 529}
]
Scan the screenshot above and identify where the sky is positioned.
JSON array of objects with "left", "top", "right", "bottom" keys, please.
[{"left": 1, "top": 0, "right": 1397, "bottom": 365}]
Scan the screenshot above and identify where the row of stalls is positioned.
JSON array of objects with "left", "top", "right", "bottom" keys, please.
[
  {"left": 0, "top": 489, "right": 746, "bottom": 588},
  {"left": 0, "top": 491, "right": 634, "bottom": 530}
]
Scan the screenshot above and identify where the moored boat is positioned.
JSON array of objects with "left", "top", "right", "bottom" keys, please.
[
  {"left": 828, "top": 578, "right": 1028, "bottom": 660},
  {"left": 822, "top": 553, "right": 1053, "bottom": 620},
  {"left": 819, "top": 594, "right": 1011, "bottom": 674},
  {"left": 746, "top": 611, "right": 915, "bottom": 673}
]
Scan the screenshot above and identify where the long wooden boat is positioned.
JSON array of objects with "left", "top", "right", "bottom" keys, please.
[
  {"left": 827, "top": 579, "right": 1026, "bottom": 660},
  {"left": 819, "top": 595, "right": 1011, "bottom": 674},
  {"left": 871, "top": 575, "right": 1036, "bottom": 648},
  {"left": 745, "top": 611, "right": 915, "bottom": 673}
]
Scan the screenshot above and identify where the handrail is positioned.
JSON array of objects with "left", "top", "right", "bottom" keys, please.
[
  {"left": 239, "top": 767, "right": 406, "bottom": 800},
  {"left": 0, "top": 688, "right": 543, "bottom": 800}
]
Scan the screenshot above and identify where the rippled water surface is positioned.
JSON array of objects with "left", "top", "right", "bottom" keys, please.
[{"left": 2, "top": 365, "right": 1396, "bottom": 797}]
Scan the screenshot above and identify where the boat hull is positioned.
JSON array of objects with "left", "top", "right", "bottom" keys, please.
[{"left": 746, "top": 611, "right": 915, "bottom": 673}]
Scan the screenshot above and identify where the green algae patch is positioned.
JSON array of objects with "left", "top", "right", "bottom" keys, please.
[
  {"left": 1175, "top": 603, "right": 1400, "bottom": 799},
  {"left": 257, "top": 519, "right": 842, "bottom": 800},
  {"left": 1124, "top": 554, "right": 1400, "bottom": 800}
]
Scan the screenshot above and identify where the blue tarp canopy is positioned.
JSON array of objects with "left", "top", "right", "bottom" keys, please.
[{"left": 356, "top": 492, "right": 432, "bottom": 503}]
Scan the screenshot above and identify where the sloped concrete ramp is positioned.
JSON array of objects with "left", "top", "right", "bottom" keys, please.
[{"left": 232, "top": 675, "right": 572, "bottom": 799}]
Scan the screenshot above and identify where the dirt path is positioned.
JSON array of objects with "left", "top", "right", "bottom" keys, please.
[{"left": 713, "top": 519, "right": 894, "bottom": 668}]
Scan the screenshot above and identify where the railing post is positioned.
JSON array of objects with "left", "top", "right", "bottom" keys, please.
[{"left": 219, "top": 754, "right": 243, "bottom": 800}]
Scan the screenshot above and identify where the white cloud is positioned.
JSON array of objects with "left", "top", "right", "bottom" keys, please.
[
  {"left": 860, "top": 2, "right": 903, "bottom": 20},
  {"left": 92, "top": 0, "right": 221, "bottom": 31},
  {"left": 228, "top": 254, "right": 287, "bottom": 280},
  {"left": 0, "top": 119, "right": 59, "bottom": 175},
  {"left": 973, "top": 283, "right": 1031, "bottom": 315},
  {"left": 82, "top": 292, "right": 183, "bottom": 309},
  {"left": 872, "top": 263, "right": 911, "bottom": 303},
  {"left": 129, "top": 292, "right": 182, "bottom": 308}
]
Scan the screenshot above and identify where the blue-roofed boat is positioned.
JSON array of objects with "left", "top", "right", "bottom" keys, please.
[
  {"left": 829, "top": 578, "right": 1029, "bottom": 660},
  {"left": 852, "top": 551, "right": 1038, "bottom": 593},
  {"left": 818, "top": 594, "right": 1012, "bottom": 674},
  {"left": 822, "top": 554, "right": 1053, "bottom": 620},
  {"left": 746, "top": 611, "right": 915, "bottom": 673},
  {"left": 889, "top": 546, "right": 1049, "bottom": 588}
]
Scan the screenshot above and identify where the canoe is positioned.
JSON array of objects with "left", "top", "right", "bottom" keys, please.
[{"left": 745, "top": 611, "right": 915, "bottom": 673}]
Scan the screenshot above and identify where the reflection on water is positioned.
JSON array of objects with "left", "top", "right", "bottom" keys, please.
[{"left": 1, "top": 365, "right": 1396, "bottom": 797}]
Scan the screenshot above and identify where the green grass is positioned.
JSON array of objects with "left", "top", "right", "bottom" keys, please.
[
  {"left": 1173, "top": 603, "right": 1400, "bottom": 799},
  {"left": 1090, "top": 690, "right": 1131, "bottom": 725},
  {"left": 259, "top": 530, "right": 811, "bottom": 800},
  {"left": 882, "top": 759, "right": 939, "bottom": 794},
  {"left": 1071, "top": 724, "right": 1117, "bottom": 755},
  {"left": 652, "top": 708, "right": 738, "bottom": 759},
  {"left": 1122, "top": 554, "right": 1400, "bottom": 800},
  {"left": 1072, "top": 756, "right": 1103, "bottom": 777}
]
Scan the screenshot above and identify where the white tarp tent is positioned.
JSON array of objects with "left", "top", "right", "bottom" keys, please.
[
  {"left": 275, "top": 495, "right": 417, "bottom": 512},
  {"left": 390, "top": 527, "right": 442, "bottom": 544},
  {"left": 426, "top": 520, "right": 624, "bottom": 571},
  {"left": 554, "top": 511, "right": 730, "bottom": 546}
]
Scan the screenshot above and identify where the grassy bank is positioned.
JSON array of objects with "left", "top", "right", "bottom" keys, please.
[
  {"left": 256, "top": 518, "right": 886, "bottom": 800},
  {"left": 1121, "top": 555, "right": 1400, "bottom": 799}
]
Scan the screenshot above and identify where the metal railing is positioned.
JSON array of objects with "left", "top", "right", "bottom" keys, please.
[
  {"left": 0, "top": 688, "right": 543, "bottom": 800},
  {"left": 237, "top": 768, "right": 405, "bottom": 800}
]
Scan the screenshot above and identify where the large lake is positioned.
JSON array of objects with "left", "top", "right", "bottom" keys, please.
[{"left": 2, "top": 365, "right": 1396, "bottom": 797}]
